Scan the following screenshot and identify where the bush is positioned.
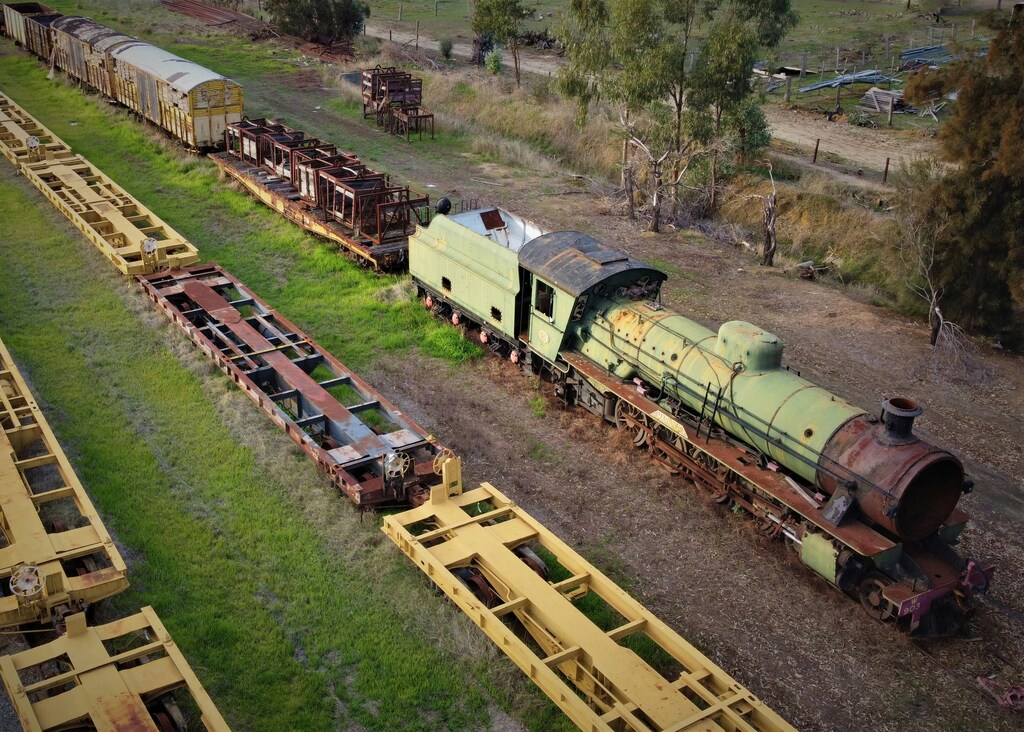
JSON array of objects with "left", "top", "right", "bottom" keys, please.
[
  {"left": 439, "top": 37, "right": 454, "bottom": 60},
  {"left": 486, "top": 49, "right": 503, "bottom": 75}
]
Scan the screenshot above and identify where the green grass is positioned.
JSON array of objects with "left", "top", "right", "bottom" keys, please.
[
  {"left": 0, "top": 48, "right": 481, "bottom": 370},
  {"left": 0, "top": 165, "right": 497, "bottom": 730}
]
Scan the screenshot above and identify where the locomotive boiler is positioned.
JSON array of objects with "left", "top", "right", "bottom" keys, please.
[{"left": 410, "top": 204, "right": 992, "bottom": 634}]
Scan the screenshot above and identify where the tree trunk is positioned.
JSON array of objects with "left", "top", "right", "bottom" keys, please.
[
  {"left": 762, "top": 193, "right": 778, "bottom": 266},
  {"left": 625, "top": 165, "right": 636, "bottom": 222},
  {"left": 708, "top": 105, "right": 723, "bottom": 215},
  {"left": 929, "top": 302, "right": 942, "bottom": 346},
  {"left": 648, "top": 160, "right": 662, "bottom": 233},
  {"left": 511, "top": 40, "right": 521, "bottom": 87}
]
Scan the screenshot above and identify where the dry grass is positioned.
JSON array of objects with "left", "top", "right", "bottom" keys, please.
[
  {"left": 333, "top": 50, "right": 621, "bottom": 180},
  {"left": 721, "top": 171, "right": 902, "bottom": 295}
]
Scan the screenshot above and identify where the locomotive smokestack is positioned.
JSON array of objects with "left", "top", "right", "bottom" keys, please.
[{"left": 880, "top": 397, "right": 922, "bottom": 444}]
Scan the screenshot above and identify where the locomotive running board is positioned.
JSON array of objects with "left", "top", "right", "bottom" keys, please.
[
  {"left": 0, "top": 606, "right": 230, "bottom": 731},
  {"left": 0, "top": 91, "right": 200, "bottom": 275},
  {"left": 0, "top": 336, "right": 129, "bottom": 628},
  {"left": 384, "top": 458, "right": 797, "bottom": 732},
  {"left": 561, "top": 353, "right": 898, "bottom": 556},
  {"left": 139, "top": 264, "right": 444, "bottom": 507},
  {"left": 561, "top": 352, "right": 985, "bottom": 630}
]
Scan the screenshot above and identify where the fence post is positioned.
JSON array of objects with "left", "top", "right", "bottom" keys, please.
[
  {"left": 416, "top": 20, "right": 420, "bottom": 49},
  {"left": 399, "top": 3, "right": 403, "bottom": 21},
  {"left": 813, "top": 139, "right": 820, "bottom": 164},
  {"left": 784, "top": 76, "right": 793, "bottom": 102},
  {"left": 883, "top": 157, "right": 891, "bottom": 184}
]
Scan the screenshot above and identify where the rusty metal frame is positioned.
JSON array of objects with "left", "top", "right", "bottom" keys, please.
[
  {"left": 384, "top": 458, "right": 797, "bottom": 732},
  {"left": 388, "top": 105, "right": 435, "bottom": 142},
  {"left": 0, "top": 606, "right": 230, "bottom": 731},
  {"left": 0, "top": 91, "right": 200, "bottom": 275},
  {"left": 0, "top": 337, "right": 128, "bottom": 629},
  {"left": 139, "top": 264, "right": 444, "bottom": 507},
  {"left": 360, "top": 66, "right": 410, "bottom": 118},
  {"left": 212, "top": 117, "right": 430, "bottom": 270}
]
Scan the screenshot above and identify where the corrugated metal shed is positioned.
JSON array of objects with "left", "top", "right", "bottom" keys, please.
[
  {"left": 111, "top": 40, "right": 233, "bottom": 93},
  {"left": 51, "top": 15, "right": 134, "bottom": 52},
  {"left": 519, "top": 232, "right": 666, "bottom": 297}
]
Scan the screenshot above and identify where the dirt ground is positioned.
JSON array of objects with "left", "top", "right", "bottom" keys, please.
[
  {"left": 763, "top": 105, "right": 938, "bottom": 172},
  {"left": 360, "top": 156, "right": 1024, "bottom": 731}
]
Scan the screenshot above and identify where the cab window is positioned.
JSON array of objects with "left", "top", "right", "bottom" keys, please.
[{"left": 534, "top": 281, "right": 554, "bottom": 318}]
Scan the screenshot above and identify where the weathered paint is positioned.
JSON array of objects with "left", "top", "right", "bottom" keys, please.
[
  {"left": 140, "top": 264, "right": 445, "bottom": 507},
  {"left": 384, "top": 459, "right": 798, "bottom": 732},
  {"left": 0, "top": 336, "right": 129, "bottom": 628},
  {"left": 0, "top": 92, "right": 200, "bottom": 274},
  {"left": 0, "top": 607, "right": 230, "bottom": 730},
  {"left": 800, "top": 531, "right": 839, "bottom": 583}
]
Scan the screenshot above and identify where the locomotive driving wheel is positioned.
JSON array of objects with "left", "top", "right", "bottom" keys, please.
[
  {"left": 614, "top": 401, "right": 649, "bottom": 447},
  {"left": 859, "top": 573, "right": 895, "bottom": 621}
]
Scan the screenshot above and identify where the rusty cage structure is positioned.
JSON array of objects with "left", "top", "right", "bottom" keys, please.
[
  {"left": 360, "top": 65, "right": 434, "bottom": 141},
  {"left": 211, "top": 118, "right": 430, "bottom": 269}
]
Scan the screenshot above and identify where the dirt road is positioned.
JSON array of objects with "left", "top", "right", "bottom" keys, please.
[
  {"left": 367, "top": 25, "right": 939, "bottom": 173},
  {"left": 365, "top": 23, "right": 562, "bottom": 76},
  {"left": 765, "top": 105, "right": 938, "bottom": 170}
]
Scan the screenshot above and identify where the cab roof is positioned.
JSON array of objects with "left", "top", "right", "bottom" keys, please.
[{"left": 519, "top": 231, "right": 666, "bottom": 297}]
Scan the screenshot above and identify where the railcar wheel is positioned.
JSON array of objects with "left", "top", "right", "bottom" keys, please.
[
  {"left": 432, "top": 448, "right": 456, "bottom": 475},
  {"left": 859, "top": 573, "right": 895, "bottom": 621},
  {"left": 514, "top": 545, "right": 549, "bottom": 580}
]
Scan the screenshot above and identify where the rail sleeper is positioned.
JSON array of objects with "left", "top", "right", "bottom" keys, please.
[{"left": 384, "top": 458, "right": 796, "bottom": 732}]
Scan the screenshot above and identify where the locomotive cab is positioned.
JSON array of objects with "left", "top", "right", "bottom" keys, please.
[{"left": 518, "top": 232, "right": 666, "bottom": 363}]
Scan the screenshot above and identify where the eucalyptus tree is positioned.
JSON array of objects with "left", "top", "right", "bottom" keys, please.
[
  {"left": 559, "top": 0, "right": 796, "bottom": 221},
  {"left": 472, "top": 0, "right": 529, "bottom": 86}
]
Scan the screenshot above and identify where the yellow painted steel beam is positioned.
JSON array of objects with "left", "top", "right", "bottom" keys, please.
[
  {"left": 384, "top": 459, "right": 796, "bottom": 732},
  {"left": 0, "top": 94, "right": 75, "bottom": 166},
  {"left": 0, "top": 90, "right": 200, "bottom": 275},
  {"left": 0, "top": 337, "right": 129, "bottom": 629},
  {"left": 0, "top": 606, "right": 231, "bottom": 731}
]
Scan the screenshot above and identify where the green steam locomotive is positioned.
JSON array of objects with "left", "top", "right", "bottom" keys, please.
[{"left": 409, "top": 202, "right": 993, "bottom": 635}]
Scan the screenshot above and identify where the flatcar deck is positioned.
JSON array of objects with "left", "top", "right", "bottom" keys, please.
[
  {"left": 0, "top": 606, "right": 229, "bottom": 731},
  {"left": 384, "top": 459, "right": 796, "bottom": 732},
  {"left": 209, "top": 152, "right": 422, "bottom": 271},
  {"left": 139, "top": 264, "right": 444, "bottom": 507},
  {"left": 0, "top": 91, "right": 200, "bottom": 274},
  {"left": 0, "top": 337, "right": 128, "bottom": 628}
]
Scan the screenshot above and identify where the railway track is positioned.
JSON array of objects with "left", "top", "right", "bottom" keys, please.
[
  {"left": 160, "top": 0, "right": 271, "bottom": 37},
  {"left": 0, "top": 87, "right": 799, "bottom": 731}
]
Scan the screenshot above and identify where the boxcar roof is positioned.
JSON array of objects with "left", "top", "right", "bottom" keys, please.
[
  {"left": 51, "top": 16, "right": 134, "bottom": 52},
  {"left": 112, "top": 41, "right": 235, "bottom": 94},
  {"left": 519, "top": 231, "right": 666, "bottom": 297}
]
